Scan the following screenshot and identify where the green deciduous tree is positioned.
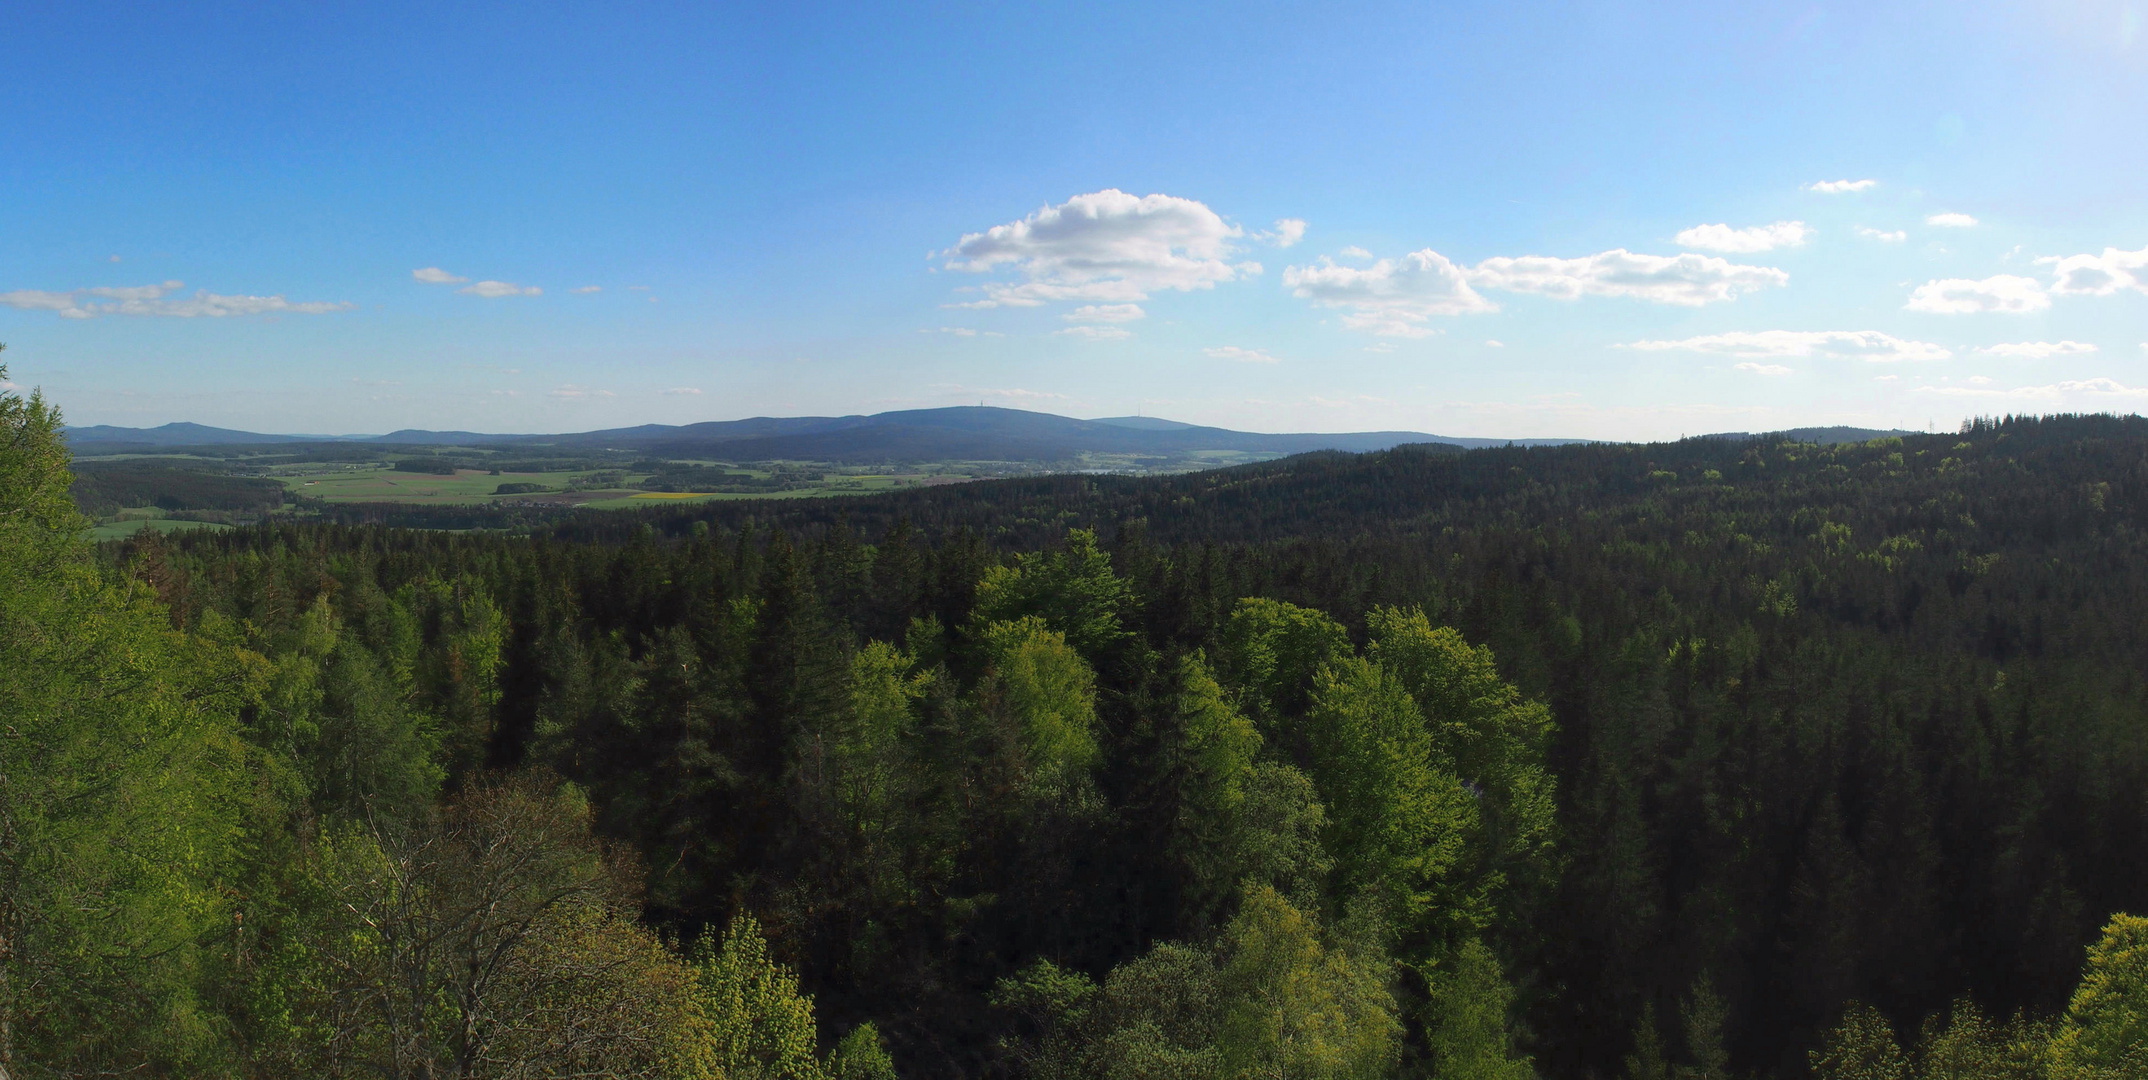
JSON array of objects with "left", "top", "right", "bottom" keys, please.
[
  {"left": 979, "top": 617, "right": 1102, "bottom": 798},
  {"left": 2048, "top": 913, "right": 2148, "bottom": 1080},
  {"left": 1422, "top": 938, "right": 1536, "bottom": 1080},
  {"left": 0, "top": 360, "right": 255, "bottom": 1075}
]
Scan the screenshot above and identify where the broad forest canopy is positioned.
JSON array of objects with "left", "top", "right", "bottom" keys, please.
[{"left": 6, "top": 364, "right": 2148, "bottom": 1079}]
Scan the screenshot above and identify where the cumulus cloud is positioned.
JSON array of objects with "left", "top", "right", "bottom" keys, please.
[
  {"left": 461, "top": 280, "right": 541, "bottom": 298},
  {"left": 1621, "top": 330, "right": 1951, "bottom": 362},
  {"left": 1056, "top": 325, "right": 1132, "bottom": 340},
  {"left": 1063, "top": 303, "right": 1145, "bottom": 323},
  {"left": 1339, "top": 246, "right": 1374, "bottom": 260},
  {"left": 1926, "top": 212, "right": 1979, "bottom": 228},
  {"left": 1205, "top": 346, "right": 1281, "bottom": 364},
  {"left": 1467, "top": 249, "right": 1787, "bottom": 306},
  {"left": 1675, "top": 221, "right": 1812, "bottom": 253},
  {"left": 938, "top": 189, "right": 1247, "bottom": 308},
  {"left": 660, "top": 387, "right": 703, "bottom": 395},
  {"left": 1905, "top": 275, "right": 2049, "bottom": 314},
  {"left": 1914, "top": 377, "right": 2148, "bottom": 401},
  {"left": 1978, "top": 341, "right": 2097, "bottom": 358},
  {"left": 0, "top": 280, "right": 351, "bottom": 319},
  {"left": 1283, "top": 250, "right": 1494, "bottom": 336},
  {"left": 2039, "top": 245, "right": 2148, "bottom": 297},
  {"left": 1807, "top": 179, "right": 1877, "bottom": 193},
  {"left": 412, "top": 267, "right": 468, "bottom": 284},
  {"left": 571, "top": 285, "right": 602, "bottom": 294},
  {"left": 1857, "top": 227, "right": 1907, "bottom": 242},
  {"left": 1735, "top": 362, "right": 1794, "bottom": 376}
]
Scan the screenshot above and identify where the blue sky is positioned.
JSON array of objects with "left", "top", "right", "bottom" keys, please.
[{"left": 3, "top": 1, "right": 2145, "bottom": 440}]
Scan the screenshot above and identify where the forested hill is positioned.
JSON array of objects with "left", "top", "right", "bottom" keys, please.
[{"left": 15, "top": 379, "right": 2148, "bottom": 1079}]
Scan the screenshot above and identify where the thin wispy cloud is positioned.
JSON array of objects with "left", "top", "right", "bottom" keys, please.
[
  {"left": 921, "top": 326, "right": 1003, "bottom": 337},
  {"left": 1978, "top": 341, "right": 2097, "bottom": 358},
  {"left": 1735, "top": 362, "right": 1794, "bottom": 375},
  {"left": 1926, "top": 212, "right": 1980, "bottom": 228},
  {"left": 461, "top": 280, "right": 541, "bottom": 298},
  {"left": 1905, "top": 275, "right": 2048, "bottom": 314},
  {"left": 1468, "top": 250, "right": 1786, "bottom": 305},
  {"left": 0, "top": 280, "right": 351, "bottom": 319},
  {"left": 1806, "top": 179, "right": 1877, "bottom": 193},
  {"left": 1205, "top": 346, "right": 1282, "bottom": 364},
  {"left": 571, "top": 285, "right": 602, "bottom": 294},
  {"left": 1913, "top": 377, "right": 2148, "bottom": 400},
  {"left": 660, "top": 387, "right": 703, "bottom": 395},
  {"left": 412, "top": 267, "right": 469, "bottom": 284},
  {"left": 1063, "top": 304, "right": 1145, "bottom": 323},
  {"left": 1622, "top": 330, "right": 1950, "bottom": 362},
  {"left": 1056, "top": 325, "right": 1132, "bottom": 340},
  {"left": 1856, "top": 227, "right": 1907, "bottom": 242},
  {"left": 1675, "top": 220, "right": 1811, "bottom": 253}
]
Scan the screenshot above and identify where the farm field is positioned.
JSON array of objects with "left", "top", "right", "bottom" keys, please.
[{"left": 271, "top": 466, "right": 954, "bottom": 506}]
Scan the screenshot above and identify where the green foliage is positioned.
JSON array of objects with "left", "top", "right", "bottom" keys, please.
[
  {"left": 691, "top": 914, "right": 828, "bottom": 1080},
  {"left": 973, "top": 528, "right": 1135, "bottom": 661},
  {"left": 1422, "top": 938, "right": 1537, "bottom": 1080},
  {"left": 1304, "top": 655, "right": 1476, "bottom": 927},
  {"left": 997, "top": 886, "right": 1399, "bottom": 1080},
  {"left": 0, "top": 361, "right": 256, "bottom": 1072},
  {"left": 1215, "top": 884, "right": 1401, "bottom": 1080},
  {"left": 1219, "top": 596, "right": 1351, "bottom": 729},
  {"left": 980, "top": 616, "right": 1102, "bottom": 795},
  {"left": 2049, "top": 913, "right": 2148, "bottom": 1080},
  {"left": 1809, "top": 1003, "right": 1908, "bottom": 1080}
]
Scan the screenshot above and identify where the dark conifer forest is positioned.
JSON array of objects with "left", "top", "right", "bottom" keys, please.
[{"left": 7, "top": 368, "right": 2148, "bottom": 1078}]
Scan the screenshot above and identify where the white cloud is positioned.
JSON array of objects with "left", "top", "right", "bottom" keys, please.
[
  {"left": 549, "top": 385, "right": 614, "bottom": 399},
  {"left": 0, "top": 280, "right": 350, "bottom": 319},
  {"left": 2040, "top": 245, "right": 2148, "bottom": 297},
  {"left": 920, "top": 326, "right": 1004, "bottom": 337},
  {"left": 1735, "top": 362, "right": 1794, "bottom": 375},
  {"left": 1914, "top": 377, "right": 2148, "bottom": 401},
  {"left": 1283, "top": 250, "right": 1494, "bottom": 336},
  {"left": 660, "top": 387, "right": 703, "bottom": 395},
  {"left": 1485, "top": 339, "right": 1505, "bottom": 348},
  {"left": 1967, "top": 375, "right": 1994, "bottom": 385},
  {"left": 1905, "top": 275, "right": 2049, "bottom": 314},
  {"left": 1806, "top": 179, "right": 1877, "bottom": 194},
  {"left": 460, "top": 280, "right": 541, "bottom": 298},
  {"left": 1675, "top": 220, "right": 1812, "bottom": 253},
  {"left": 1926, "top": 212, "right": 1979, "bottom": 228},
  {"left": 1467, "top": 249, "right": 1788, "bottom": 306},
  {"left": 1056, "top": 325, "right": 1132, "bottom": 340},
  {"left": 1254, "top": 219, "right": 1308, "bottom": 247},
  {"left": 1362, "top": 342, "right": 1397, "bottom": 353},
  {"left": 1205, "top": 346, "right": 1281, "bottom": 364},
  {"left": 1978, "top": 340, "right": 2097, "bottom": 358},
  {"left": 1286, "top": 245, "right": 1785, "bottom": 336},
  {"left": 1339, "top": 246, "right": 1374, "bottom": 260},
  {"left": 412, "top": 267, "right": 467, "bottom": 284},
  {"left": 571, "top": 285, "right": 602, "bottom": 294},
  {"left": 1063, "top": 303, "right": 1145, "bottom": 323},
  {"left": 1857, "top": 227, "right": 1907, "bottom": 243},
  {"left": 939, "top": 189, "right": 1247, "bottom": 308},
  {"left": 1622, "top": 330, "right": 1951, "bottom": 362}
]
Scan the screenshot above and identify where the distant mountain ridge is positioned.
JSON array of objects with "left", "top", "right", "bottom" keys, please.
[{"left": 62, "top": 406, "right": 1594, "bottom": 460}]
